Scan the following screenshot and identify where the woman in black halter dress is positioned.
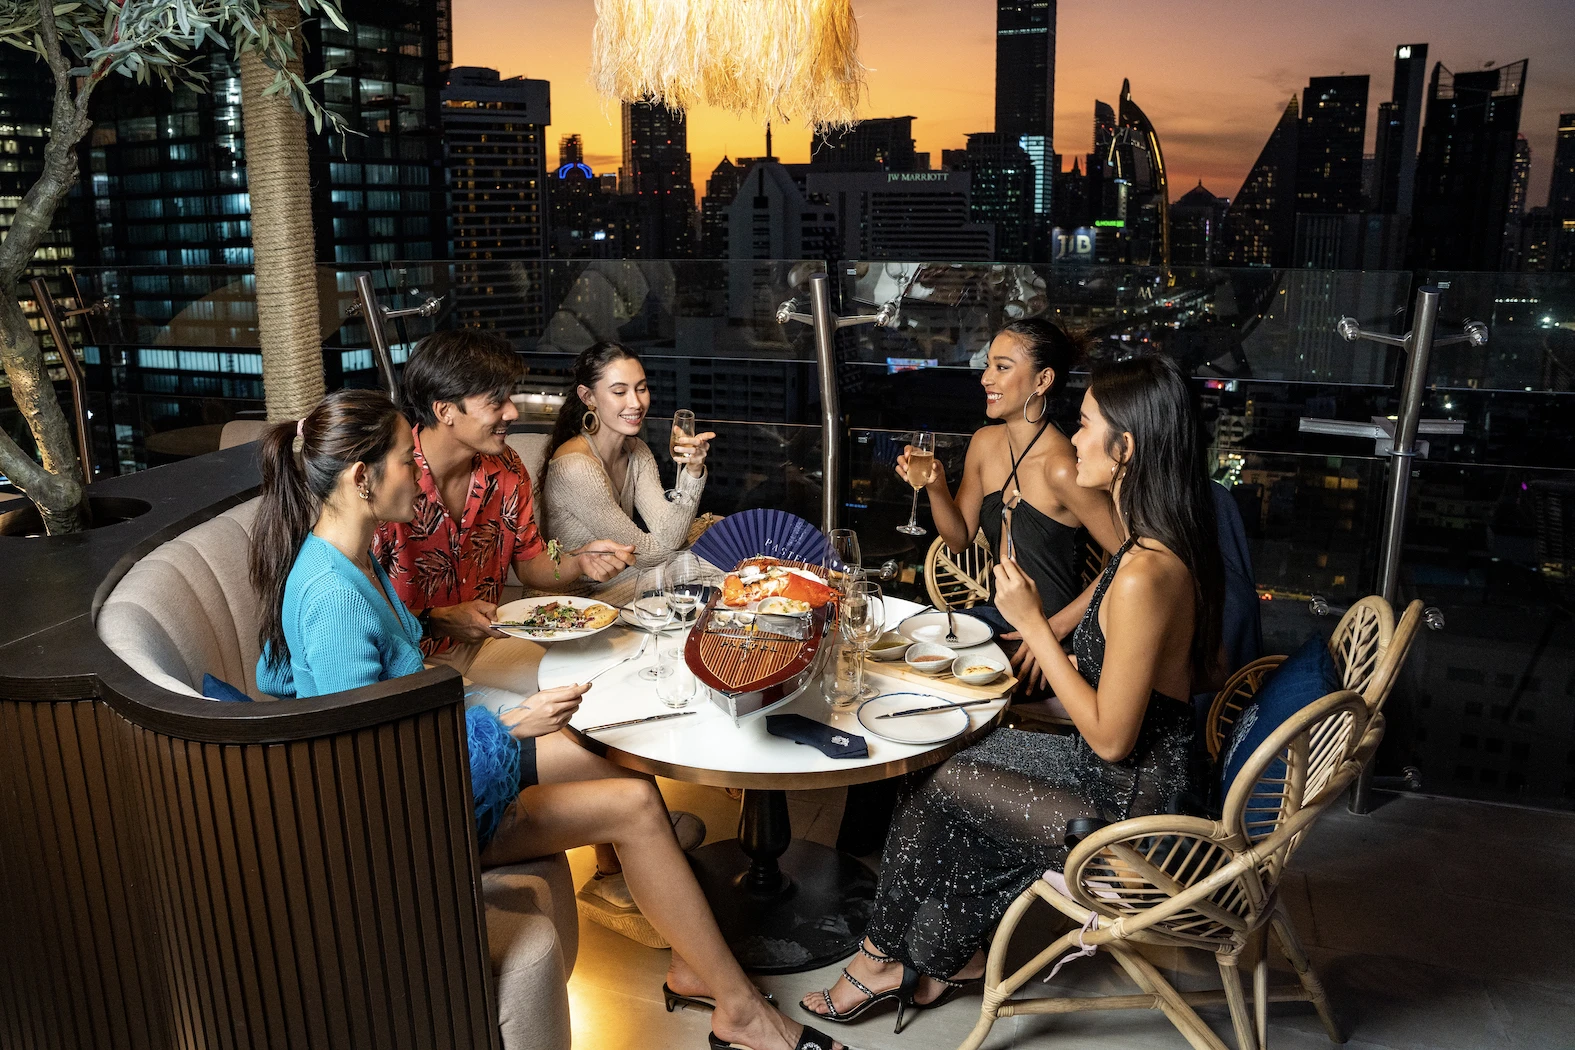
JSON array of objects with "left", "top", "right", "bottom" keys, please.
[
  {"left": 896, "top": 319, "right": 1122, "bottom": 692},
  {"left": 804, "top": 354, "right": 1223, "bottom": 1031}
]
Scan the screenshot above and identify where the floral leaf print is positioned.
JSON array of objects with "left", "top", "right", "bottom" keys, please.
[
  {"left": 410, "top": 495, "right": 445, "bottom": 540},
  {"left": 466, "top": 519, "right": 501, "bottom": 570},
  {"left": 499, "top": 485, "right": 521, "bottom": 531},
  {"left": 412, "top": 548, "right": 460, "bottom": 599}
]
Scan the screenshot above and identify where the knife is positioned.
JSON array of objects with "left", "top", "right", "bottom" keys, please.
[{"left": 875, "top": 696, "right": 1000, "bottom": 719}]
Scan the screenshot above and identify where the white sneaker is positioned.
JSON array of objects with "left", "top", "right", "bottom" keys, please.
[{"left": 577, "top": 871, "right": 669, "bottom": 949}]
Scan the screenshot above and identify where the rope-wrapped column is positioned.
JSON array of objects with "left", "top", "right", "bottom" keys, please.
[{"left": 239, "top": 6, "right": 325, "bottom": 421}]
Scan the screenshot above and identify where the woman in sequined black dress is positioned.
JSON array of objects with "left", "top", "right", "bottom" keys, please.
[{"left": 804, "top": 354, "right": 1224, "bottom": 1030}]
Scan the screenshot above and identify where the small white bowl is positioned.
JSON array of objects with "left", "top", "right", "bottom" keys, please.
[
  {"left": 951, "top": 654, "right": 1006, "bottom": 685},
  {"left": 905, "top": 642, "right": 958, "bottom": 676},
  {"left": 868, "top": 632, "right": 912, "bottom": 662}
]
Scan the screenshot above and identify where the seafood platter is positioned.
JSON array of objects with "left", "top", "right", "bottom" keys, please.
[{"left": 683, "top": 556, "right": 838, "bottom": 723}]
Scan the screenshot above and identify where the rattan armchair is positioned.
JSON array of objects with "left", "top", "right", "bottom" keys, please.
[
  {"left": 924, "top": 532, "right": 995, "bottom": 611},
  {"left": 959, "top": 690, "right": 1381, "bottom": 1050}
]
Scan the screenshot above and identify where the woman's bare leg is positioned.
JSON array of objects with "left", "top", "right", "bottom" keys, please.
[
  {"left": 484, "top": 776, "right": 838, "bottom": 1050},
  {"left": 535, "top": 730, "right": 650, "bottom": 874}
]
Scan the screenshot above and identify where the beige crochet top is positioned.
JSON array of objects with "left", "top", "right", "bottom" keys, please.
[{"left": 540, "top": 438, "right": 705, "bottom": 606}]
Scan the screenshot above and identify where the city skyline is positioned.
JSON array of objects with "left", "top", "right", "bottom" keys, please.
[{"left": 458, "top": 0, "right": 1575, "bottom": 204}]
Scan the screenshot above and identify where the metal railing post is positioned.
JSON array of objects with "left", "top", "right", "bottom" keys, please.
[
  {"left": 1376, "top": 286, "right": 1439, "bottom": 605},
  {"left": 353, "top": 272, "right": 400, "bottom": 398},
  {"left": 808, "top": 274, "right": 841, "bottom": 536},
  {"left": 30, "top": 277, "right": 101, "bottom": 482}
]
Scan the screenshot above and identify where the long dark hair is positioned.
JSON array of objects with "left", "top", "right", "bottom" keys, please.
[
  {"left": 1088, "top": 353, "right": 1223, "bottom": 676},
  {"left": 998, "top": 317, "right": 1085, "bottom": 400},
  {"left": 541, "top": 340, "right": 643, "bottom": 501},
  {"left": 250, "top": 389, "right": 407, "bottom": 669}
]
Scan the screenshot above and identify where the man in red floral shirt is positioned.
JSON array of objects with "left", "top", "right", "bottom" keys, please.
[{"left": 374, "top": 330, "right": 634, "bottom": 661}]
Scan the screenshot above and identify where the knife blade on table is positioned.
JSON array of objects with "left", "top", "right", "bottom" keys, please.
[{"left": 875, "top": 696, "right": 1001, "bottom": 719}]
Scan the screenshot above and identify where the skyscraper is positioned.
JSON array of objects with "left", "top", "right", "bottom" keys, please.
[
  {"left": 441, "top": 67, "right": 549, "bottom": 340},
  {"left": 995, "top": 0, "right": 1056, "bottom": 259},
  {"left": 1170, "top": 182, "right": 1229, "bottom": 267},
  {"left": 951, "top": 133, "right": 1035, "bottom": 261},
  {"left": 801, "top": 170, "right": 995, "bottom": 260},
  {"left": 1502, "top": 135, "right": 1533, "bottom": 270},
  {"left": 810, "top": 117, "right": 917, "bottom": 172},
  {"left": 620, "top": 101, "right": 694, "bottom": 258},
  {"left": 1409, "top": 59, "right": 1527, "bottom": 271},
  {"left": 1218, "top": 97, "right": 1299, "bottom": 267},
  {"left": 1296, "top": 75, "right": 1369, "bottom": 214},
  {"left": 1550, "top": 112, "right": 1575, "bottom": 217},
  {"left": 1115, "top": 79, "right": 1170, "bottom": 266},
  {"left": 701, "top": 157, "right": 749, "bottom": 258},
  {"left": 1373, "top": 43, "right": 1427, "bottom": 216}
]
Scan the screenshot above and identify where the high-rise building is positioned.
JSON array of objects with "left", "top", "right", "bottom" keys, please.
[
  {"left": 802, "top": 170, "right": 995, "bottom": 260},
  {"left": 1296, "top": 75, "right": 1369, "bottom": 215},
  {"left": 1503, "top": 135, "right": 1534, "bottom": 270},
  {"left": 620, "top": 100, "right": 694, "bottom": 258},
  {"left": 951, "top": 133, "right": 1035, "bottom": 261},
  {"left": 1109, "top": 79, "right": 1170, "bottom": 266},
  {"left": 1550, "top": 112, "right": 1575, "bottom": 217},
  {"left": 1218, "top": 97, "right": 1300, "bottom": 267},
  {"left": 995, "top": 0, "right": 1056, "bottom": 259},
  {"left": 810, "top": 117, "right": 917, "bottom": 172},
  {"left": 701, "top": 157, "right": 750, "bottom": 258},
  {"left": 441, "top": 67, "right": 549, "bottom": 340},
  {"left": 1373, "top": 43, "right": 1427, "bottom": 216},
  {"left": 1409, "top": 59, "right": 1527, "bottom": 271},
  {"left": 1170, "top": 182, "right": 1228, "bottom": 266},
  {"left": 560, "top": 134, "right": 585, "bottom": 168}
]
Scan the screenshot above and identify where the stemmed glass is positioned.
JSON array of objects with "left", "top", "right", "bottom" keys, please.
[
  {"left": 841, "top": 581, "right": 885, "bottom": 702},
  {"left": 827, "top": 528, "right": 862, "bottom": 597},
  {"left": 897, "top": 431, "right": 935, "bottom": 536},
  {"left": 666, "top": 551, "right": 704, "bottom": 627},
  {"left": 665, "top": 410, "right": 697, "bottom": 502},
  {"left": 632, "top": 563, "right": 674, "bottom": 680}
]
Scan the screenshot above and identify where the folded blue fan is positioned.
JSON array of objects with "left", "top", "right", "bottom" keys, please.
[{"left": 689, "top": 508, "right": 830, "bottom": 570}]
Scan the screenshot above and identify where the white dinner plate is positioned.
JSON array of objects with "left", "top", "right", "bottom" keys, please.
[
  {"left": 856, "top": 691, "right": 970, "bottom": 746},
  {"left": 618, "top": 606, "right": 698, "bottom": 633},
  {"left": 494, "top": 596, "right": 621, "bottom": 642},
  {"left": 898, "top": 610, "right": 992, "bottom": 649}
]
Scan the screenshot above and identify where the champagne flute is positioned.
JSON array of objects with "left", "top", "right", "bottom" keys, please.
[
  {"left": 841, "top": 581, "right": 885, "bottom": 701},
  {"left": 632, "top": 564, "right": 674, "bottom": 680},
  {"left": 897, "top": 432, "right": 935, "bottom": 536},
  {"left": 827, "top": 528, "right": 862, "bottom": 597},
  {"left": 665, "top": 410, "right": 697, "bottom": 502}
]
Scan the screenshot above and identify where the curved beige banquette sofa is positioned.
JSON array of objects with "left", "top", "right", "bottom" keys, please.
[{"left": 96, "top": 494, "right": 579, "bottom": 1050}]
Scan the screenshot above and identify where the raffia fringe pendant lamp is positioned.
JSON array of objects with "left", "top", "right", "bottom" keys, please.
[{"left": 591, "top": 0, "right": 865, "bottom": 129}]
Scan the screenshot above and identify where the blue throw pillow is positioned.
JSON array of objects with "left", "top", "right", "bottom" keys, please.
[
  {"left": 1218, "top": 635, "right": 1340, "bottom": 799},
  {"left": 202, "top": 673, "right": 253, "bottom": 703}
]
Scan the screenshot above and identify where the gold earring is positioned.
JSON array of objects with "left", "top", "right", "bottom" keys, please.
[
  {"left": 359, "top": 487, "right": 371, "bottom": 500},
  {"left": 582, "top": 409, "right": 600, "bottom": 435}
]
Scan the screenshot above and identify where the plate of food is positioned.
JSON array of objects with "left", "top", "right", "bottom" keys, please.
[
  {"left": 493, "top": 596, "right": 621, "bottom": 642},
  {"left": 719, "top": 557, "right": 836, "bottom": 613}
]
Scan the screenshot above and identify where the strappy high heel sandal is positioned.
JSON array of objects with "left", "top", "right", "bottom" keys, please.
[
  {"left": 664, "top": 984, "right": 775, "bottom": 1012},
  {"left": 798, "top": 943, "right": 922, "bottom": 1033},
  {"left": 707, "top": 1024, "right": 838, "bottom": 1050}
]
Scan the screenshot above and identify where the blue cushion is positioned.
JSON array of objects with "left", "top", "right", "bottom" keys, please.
[
  {"left": 1218, "top": 635, "right": 1340, "bottom": 798},
  {"left": 202, "top": 673, "right": 253, "bottom": 703}
]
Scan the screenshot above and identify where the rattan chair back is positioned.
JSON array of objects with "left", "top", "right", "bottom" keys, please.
[{"left": 924, "top": 532, "right": 994, "bottom": 611}]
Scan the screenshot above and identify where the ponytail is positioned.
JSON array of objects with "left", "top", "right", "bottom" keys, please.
[{"left": 249, "top": 389, "right": 407, "bottom": 669}]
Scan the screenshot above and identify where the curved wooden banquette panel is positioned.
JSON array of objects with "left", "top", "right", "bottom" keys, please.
[{"left": 0, "top": 445, "right": 575, "bottom": 1050}]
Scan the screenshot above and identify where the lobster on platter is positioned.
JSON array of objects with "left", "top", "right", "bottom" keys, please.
[{"left": 719, "top": 557, "right": 836, "bottom": 610}]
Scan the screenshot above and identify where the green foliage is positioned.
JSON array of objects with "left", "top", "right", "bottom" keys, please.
[{"left": 0, "top": 0, "right": 352, "bottom": 133}]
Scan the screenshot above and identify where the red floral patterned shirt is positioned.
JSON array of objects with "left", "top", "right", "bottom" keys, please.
[{"left": 374, "top": 426, "right": 545, "bottom": 654}]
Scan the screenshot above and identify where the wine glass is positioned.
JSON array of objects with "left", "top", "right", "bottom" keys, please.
[
  {"left": 632, "top": 564, "right": 674, "bottom": 680},
  {"left": 665, "top": 410, "right": 697, "bottom": 502},
  {"left": 897, "top": 431, "right": 935, "bottom": 536},
  {"left": 666, "top": 551, "right": 704, "bottom": 627},
  {"left": 827, "top": 528, "right": 862, "bottom": 597},
  {"left": 841, "top": 581, "right": 885, "bottom": 701}
]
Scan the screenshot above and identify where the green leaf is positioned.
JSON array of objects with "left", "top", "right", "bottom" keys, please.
[
  {"left": 52, "top": 3, "right": 82, "bottom": 14},
  {"left": 306, "top": 67, "right": 337, "bottom": 84}
]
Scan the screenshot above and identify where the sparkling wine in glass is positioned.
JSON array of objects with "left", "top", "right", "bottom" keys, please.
[
  {"left": 897, "top": 432, "right": 935, "bottom": 536},
  {"left": 665, "top": 410, "right": 697, "bottom": 502},
  {"left": 632, "top": 564, "right": 674, "bottom": 680},
  {"left": 841, "top": 581, "right": 885, "bottom": 701}
]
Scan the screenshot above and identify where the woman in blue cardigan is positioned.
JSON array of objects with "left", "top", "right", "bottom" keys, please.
[{"left": 249, "top": 389, "right": 837, "bottom": 1050}]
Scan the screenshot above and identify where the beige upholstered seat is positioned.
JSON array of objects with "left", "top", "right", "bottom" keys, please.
[{"left": 95, "top": 496, "right": 579, "bottom": 1050}]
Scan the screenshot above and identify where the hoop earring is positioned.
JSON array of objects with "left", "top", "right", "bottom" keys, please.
[
  {"left": 582, "top": 409, "right": 600, "bottom": 435},
  {"left": 1024, "top": 394, "right": 1047, "bottom": 424}
]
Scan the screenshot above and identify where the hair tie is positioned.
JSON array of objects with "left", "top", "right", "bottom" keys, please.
[{"left": 296, "top": 418, "right": 306, "bottom": 440}]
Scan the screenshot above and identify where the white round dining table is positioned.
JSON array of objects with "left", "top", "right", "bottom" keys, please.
[{"left": 519, "top": 594, "right": 1013, "bottom": 973}]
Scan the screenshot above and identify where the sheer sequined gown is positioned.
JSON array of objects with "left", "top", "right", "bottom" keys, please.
[{"left": 862, "top": 539, "right": 1196, "bottom": 979}]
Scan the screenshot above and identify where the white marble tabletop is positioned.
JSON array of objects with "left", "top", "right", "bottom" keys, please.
[{"left": 491, "top": 595, "right": 1015, "bottom": 790}]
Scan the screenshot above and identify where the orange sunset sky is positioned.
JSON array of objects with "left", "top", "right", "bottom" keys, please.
[{"left": 455, "top": 0, "right": 1575, "bottom": 205}]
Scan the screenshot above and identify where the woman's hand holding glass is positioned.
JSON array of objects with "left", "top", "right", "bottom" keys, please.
[{"left": 894, "top": 446, "right": 945, "bottom": 492}]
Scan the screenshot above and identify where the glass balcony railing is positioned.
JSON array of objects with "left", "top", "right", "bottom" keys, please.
[{"left": 2, "top": 257, "right": 1572, "bottom": 812}]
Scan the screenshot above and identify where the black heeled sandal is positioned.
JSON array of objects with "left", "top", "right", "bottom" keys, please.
[
  {"left": 798, "top": 943, "right": 922, "bottom": 1033},
  {"left": 707, "top": 1024, "right": 838, "bottom": 1050},
  {"left": 664, "top": 983, "right": 775, "bottom": 1012}
]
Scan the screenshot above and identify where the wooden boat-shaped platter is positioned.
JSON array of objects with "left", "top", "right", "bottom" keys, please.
[{"left": 683, "top": 559, "right": 834, "bottom": 725}]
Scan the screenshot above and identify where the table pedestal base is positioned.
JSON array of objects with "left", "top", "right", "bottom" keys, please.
[{"left": 688, "top": 788, "right": 876, "bottom": 973}]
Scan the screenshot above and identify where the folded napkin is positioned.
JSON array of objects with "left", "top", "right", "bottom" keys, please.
[{"left": 766, "top": 714, "right": 869, "bottom": 759}]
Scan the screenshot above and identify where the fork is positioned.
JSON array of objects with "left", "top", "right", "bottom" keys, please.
[
  {"left": 586, "top": 632, "right": 654, "bottom": 683},
  {"left": 945, "top": 607, "right": 960, "bottom": 645}
]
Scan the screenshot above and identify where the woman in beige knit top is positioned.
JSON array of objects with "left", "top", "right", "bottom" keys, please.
[{"left": 540, "top": 342, "right": 717, "bottom": 606}]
